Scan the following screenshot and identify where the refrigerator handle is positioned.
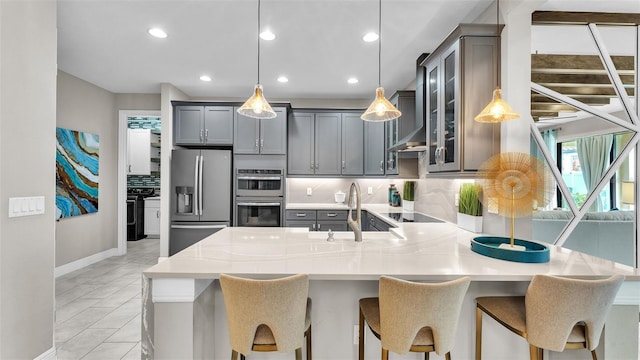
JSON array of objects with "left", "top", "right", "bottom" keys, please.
[
  {"left": 193, "top": 155, "right": 200, "bottom": 216},
  {"left": 198, "top": 154, "right": 204, "bottom": 216}
]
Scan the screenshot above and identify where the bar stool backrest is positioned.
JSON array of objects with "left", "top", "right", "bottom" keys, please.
[
  {"left": 220, "top": 273, "right": 309, "bottom": 355},
  {"left": 525, "top": 274, "right": 624, "bottom": 352},
  {"left": 379, "top": 276, "right": 471, "bottom": 355}
]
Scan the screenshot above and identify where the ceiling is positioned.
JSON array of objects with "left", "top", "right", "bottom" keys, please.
[
  {"left": 57, "top": 0, "right": 640, "bottom": 102},
  {"left": 57, "top": 0, "right": 499, "bottom": 100}
]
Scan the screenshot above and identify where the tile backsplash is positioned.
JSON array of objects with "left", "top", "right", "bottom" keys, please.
[
  {"left": 286, "top": 178, "right": 407, "bottom": 205},
  {"left": 127, "top": 174, "right": 160, "bottom": 189},
  {"left": 286, "top": 153, "right": 480, "bottom": 224}
]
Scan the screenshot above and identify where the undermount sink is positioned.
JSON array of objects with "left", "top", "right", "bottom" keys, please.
[{"left": 308, "top": 231, "right": 403, "bottom": 241}]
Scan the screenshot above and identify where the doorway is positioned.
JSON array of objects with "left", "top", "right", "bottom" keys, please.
[{"left": 118, "top": 110, "right": 161, "bottom": 255}]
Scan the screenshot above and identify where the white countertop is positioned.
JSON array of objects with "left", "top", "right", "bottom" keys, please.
[{"left": 144, "top": 205, "right": 640, "bottom": 281}]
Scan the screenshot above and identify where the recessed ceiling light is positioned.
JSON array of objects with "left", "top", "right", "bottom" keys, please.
[
  {"left": 148, "top": 28, "right": 168, "bottom": 39},
  {"left": 348, "top": 77, "right": 359, "bottom": 84},
  {"left": 260, "top": 30, "right": 276, "bottom": 41},
  {"left": 200, "top": 75, "right": 212, "bottom": 82},
  {"left": 362, "top": 32, "right": 379, "bottom": 42},
  {"left": 277, "top": 76, "right": 289, "bottom": 83}
]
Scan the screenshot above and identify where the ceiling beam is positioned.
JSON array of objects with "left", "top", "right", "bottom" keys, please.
[
  {"left": 531, "top": 73, "right": 635, "bottom": 85},
  {"left": 532, "top": 54, "right": 634, "bottom": 72},
  {"left": 532, "top": 11, "right": 640, "bottom": 26}
]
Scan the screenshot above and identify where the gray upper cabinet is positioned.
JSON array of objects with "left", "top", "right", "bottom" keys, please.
[
  {"left": 341, "top": 112, "right": 364, "bottom": 176},
  {"left": 386, "top": 91, "right": 415, "bottom": 175},
  {"left": 315, "top": 113, "right": 342, "bottom": 175},
  {"left": 288, "top": 112, "right": 342, "bottom": 175},
  {"left": 364, "top": 121, "right": 385, "bottom": 175},
  {"left": 288, "top": 112, "right": 315, "bottom": 175},
  {"left": 424, "top": 24, "right": 501, "bottom": 173},
  {"left": 174, "top": 105, "right": 233, "bottom": 146},
  {"left": 234, "top": 107, "right": 287, "bottom": 155},
  {"left": 204, "top": 106, "right": 234, "bottom": 145}
]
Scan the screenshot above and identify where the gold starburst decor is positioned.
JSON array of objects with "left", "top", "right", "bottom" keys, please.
[{"left": 477, "top": 152, "right": 555, "bottom": 249}]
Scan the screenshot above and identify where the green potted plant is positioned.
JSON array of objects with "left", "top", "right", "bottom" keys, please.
[
  {"left": 402, "top": 181, "right": 415, "bottom": 211},
  {"left": 457, "top": 183, "right": 483, "bottom": 233}
]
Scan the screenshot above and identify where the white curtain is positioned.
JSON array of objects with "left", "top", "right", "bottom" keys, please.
[{"left": 577, "top": 134, "right": 613, "bottom": 211}]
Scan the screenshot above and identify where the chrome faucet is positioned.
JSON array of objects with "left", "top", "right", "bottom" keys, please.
[{"left": 347, "top": 181, "right": 362, "bottom": 242}]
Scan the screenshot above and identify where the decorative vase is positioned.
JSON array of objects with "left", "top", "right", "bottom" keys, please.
[
  {"left": 402, "top": 200, "right": 414, "bottom": 212},
  {"left": 457, "top": 212, "right": 483, "bottom": 233}
]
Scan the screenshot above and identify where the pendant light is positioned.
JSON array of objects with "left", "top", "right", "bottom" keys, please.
[
  {"left": 361, "top": 0, "right": 401, "bottom": 122},
  {"left": 474, "top": 0, "right": 520, "bottom": 123},
  {"left": 238, "top": 0, "right": 277, "bottom": 119}
]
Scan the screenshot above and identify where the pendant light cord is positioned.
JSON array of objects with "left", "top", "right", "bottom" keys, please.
[
  {"left": 378, "top": 0, "right": 381, "bottom": 87},
  {"left": 257, "top": 0, "right": 261, "bottom": 84},
  {"left": 496, "top": 0, "right": 500, "bottom": 87}
]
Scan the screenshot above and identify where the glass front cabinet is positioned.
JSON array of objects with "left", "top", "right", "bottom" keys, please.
[{"left": 424, "top": 24, "right": 502, "bottom": 173}]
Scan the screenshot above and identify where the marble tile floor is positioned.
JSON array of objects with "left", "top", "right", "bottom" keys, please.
[{"left": 55, "top": 237, "right": 159, "bottom": 360}]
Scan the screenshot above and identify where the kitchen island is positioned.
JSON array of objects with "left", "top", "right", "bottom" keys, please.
[{"left": 142, "top": 206, "right": 640, "bottom": 360}]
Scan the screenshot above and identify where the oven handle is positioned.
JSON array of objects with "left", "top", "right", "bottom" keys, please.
[
  {"left": 237, "top": 176, "right": 282, "bottom": 181},
  {"left": 126, "top": 199, "right": 136, "bottom": 225},
  {"left": 236, "top": 202, "right": 282, "bottom": 207},
  {"left": 171, "top": 224, "right": 227, "bottom": 229}
]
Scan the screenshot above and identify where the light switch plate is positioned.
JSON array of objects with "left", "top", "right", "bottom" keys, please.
[
  {"left": 8, "top": 196, "right": 45, "bottom": 218},
  {"left": 367, "top": 187, "right": 373, "bottom": 195},
  {"left": 306, "top": 187, "right": 312, "bottom": 196}
]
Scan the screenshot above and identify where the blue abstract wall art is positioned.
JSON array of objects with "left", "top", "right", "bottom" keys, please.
[{"left": 55, "top": 127, "right": 99, "bottom": 219}]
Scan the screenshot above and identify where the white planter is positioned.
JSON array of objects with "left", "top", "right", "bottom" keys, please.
[
  {"left": 402, "top": 200, "right": 414, "bottom": 212},
  {"left": 457, "top": 212, "right": 483, "bottom": 233}
]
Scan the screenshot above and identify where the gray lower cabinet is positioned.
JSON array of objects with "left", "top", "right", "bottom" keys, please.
[
  {"left": 285, "top": 209, "right": 348, "bottom": 231},
  {"left": 364, "top": 121, "right": 386, "bottom": 175},
  {"left": 288, "top": 111, "right": 365, "bottom": 176},
  {"left": 174, "top": 105, "right": 233, "bottom": 146},
  {"left": 234, "top": 107, "right": 287, "bottom": 155}
]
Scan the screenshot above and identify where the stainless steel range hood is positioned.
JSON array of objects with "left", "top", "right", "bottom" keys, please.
[
  {"left": 389, "top": 53, "right": 429, "bottom": 153},
  {"left": 389, "top": 125, "right": 427, "bottom": 152}
]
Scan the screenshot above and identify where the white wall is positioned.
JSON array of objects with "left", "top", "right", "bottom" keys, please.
[
  {"left": 56, "top": 71, "right": 118, "bottom": 267},
  {"left": 0, "top": 1, "right": 57, "bottom": 358}
]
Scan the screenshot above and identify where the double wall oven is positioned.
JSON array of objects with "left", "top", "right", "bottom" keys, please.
[{"left": 234, "top": 168, "right": 284, "bottom": 227}]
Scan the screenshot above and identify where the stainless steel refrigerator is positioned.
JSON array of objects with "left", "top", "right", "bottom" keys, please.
[{"left": 170, "top": 149, "right": 231, "bottom": 255}]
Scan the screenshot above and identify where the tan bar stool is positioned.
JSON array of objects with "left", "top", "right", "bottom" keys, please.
[
  {"left": 475, "top": 274, "right": 624, "bottom": 360},
  {"left": 359, "top": 276, "right": 471, "bottom": 360},
  {"left": 219, "top": 273, "right": 312, "bottom": 360}
]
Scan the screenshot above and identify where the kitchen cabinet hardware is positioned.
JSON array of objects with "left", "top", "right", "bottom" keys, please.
[
  {"left": 296, "top": 213, "right": 307, "bottom": 217},
  {"left": 327, "top": 213, "right": 337, "bottom": 217}
]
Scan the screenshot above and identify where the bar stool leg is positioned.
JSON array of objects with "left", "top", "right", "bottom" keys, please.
[
  {"left": 306, "top": 325, "right": 312, "bottom": 360},
  {"left": 591, "top": 350, "right": 597, "bottom": 360},
  {"left": 475, "top": 306, "right": 483, "bottom": 360},
  {"left": 529, "top": 344, "right": 539, "bottom": 360},
  {"left": 295, "top": 347, "right": 302, "bottom": 360},
  {"left": 381, "top": 348, "right": 389, "bottom": 360},
  {"left": 359, "top": 308, "right": 365, "bottom": 360}
]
